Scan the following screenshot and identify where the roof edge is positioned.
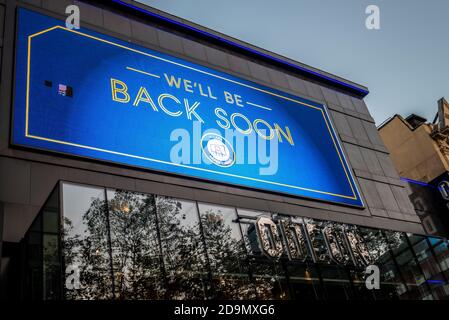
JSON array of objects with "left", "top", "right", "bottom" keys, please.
[{"left": 104, "top": 0, "right": 369, "bottom": 98}]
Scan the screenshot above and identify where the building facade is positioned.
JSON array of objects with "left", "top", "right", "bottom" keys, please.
[
  {"left": 0, "top": 0, "right": 448, "bottom": 300},
  {"left": 379, "top": 98, "right": 449, "bottom": 237}
]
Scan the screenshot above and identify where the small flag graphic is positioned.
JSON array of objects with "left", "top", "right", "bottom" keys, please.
[
  {"left": 58, "top": 84, "right": 67, "bottom": 96},
  {"left": 58, "top": 84, "right": 73, "bottom": 97}
]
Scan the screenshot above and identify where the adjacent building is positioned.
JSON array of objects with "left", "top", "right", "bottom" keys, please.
[
  {"left": 379, "top": 98, "right": 449, "bottom": 237},
  {"left": 0, "top": 0, "right": 448, "bottom": 300}
]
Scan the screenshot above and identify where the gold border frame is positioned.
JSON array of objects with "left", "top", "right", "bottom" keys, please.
[{"left": 24, "top": 25, "right": 359, "bottom": 201}]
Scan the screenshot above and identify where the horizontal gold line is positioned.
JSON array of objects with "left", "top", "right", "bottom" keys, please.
[
  {"left": 246, "top": 101, "right": 272, "bottom": 111},
  {"left": 24, "top": 25, "right": 360, "bottom": 203},
  {"left": 25, "top": 133, "right": 357, "bottom": 200},
  {"left": 126, "top": 66, "right": 160, "bottom": 78}
]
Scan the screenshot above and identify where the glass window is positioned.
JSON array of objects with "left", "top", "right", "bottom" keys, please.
[
  {"left": 156, "top": 196, "right": 211, "bottom": 299},
  {"left": 23, "top": 185, "right": 61, "bottom": 300},
  {"left": 249, "top": 260, "right": 290, "bottom": 300},
  {"left": 25, "top": 225, "right": 43, "bottom": 300},
  {"left": 432, "top": 240, "right": 449, "bottom": 278},
  {"left": 302, "top": 218, "right": 331, "bottom": 264},
  {"left": 107, "top": 189, "right": 165, "bottom": 299},
  {"left": 348, "top": 269, "right": 376, "bottom": 300},
  {"left": 318, "top": 265, "right": 352, "bottom": 300},
  {"left": 42, "top": 189, "right": 60, "bottom": 234},
  {"left": 385, "top": 231, "right": 409, "bottom": 255},
  {"left": 411, "top": 236, "right": 441, "bottom": 279},
  {"left": 236, "top": 208, "right": 271, "bottom": 256},
  {"left": 28, "top": 181, "right": 449, "bottom": 301},
  {"left": 236, "top": 209, "right": 290, "bottom": 299},
  {"left": 380, "top": 260, "right": 409, "bottom": 299},
  {"left": 62, "top": 183, "right": 113, "bottom": 300},
  {"left": 42, "top": 187, "right": 61, "bottom": 300},
  {"left": 286, "top": 264, "right": 322, "bottom": 300},
  {"left": 43, "top": 234, "right": 60, "bottom": 299},
  {"left": 385, "top": 231, "right": 434, "bottom": 300},
  {"left": 198, "top": 203, "right": 255, "bottom": 299},
  {"left": 358, "top": 228, "right": 390, "bottom": 264}
]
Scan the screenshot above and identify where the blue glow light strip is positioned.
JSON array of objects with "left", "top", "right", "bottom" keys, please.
[
  {"left": 111, "top": 0, "right": 369, "bottom": 97},
  {"left": 426, "top": 279, "right": 447, "bottom": 285},
  {"left": 400, "top": 177, "right": 437, "bottom": 189}
]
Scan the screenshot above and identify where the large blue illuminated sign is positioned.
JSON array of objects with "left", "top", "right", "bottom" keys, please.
[{"left": 13, "top": 8, "right": 364, "bottom": 207}]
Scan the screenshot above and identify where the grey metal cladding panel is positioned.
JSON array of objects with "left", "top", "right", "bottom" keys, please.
[
  {"left": 42, "top": 0, "right": 73, "bottom": 15},
  {"left": 221, "top": 194, "right": 272, "bottom": 214},
  {"left": 280, "top": 193, "right": 370, "bottom": 217},
  {"left": 266, "top": 68, "right": 289, "bottom": 90},
  {"left": 159, "top": 182, "right": 196, "bottom": 201},
  {"left": 320, "top": 87, "right": 340, "bottom": 106},
  {"left": 181, "top": 37, "right": 207, "bottom": 62},
  {"left": 0, "top": 157, "right": 31, "bottom": 204},
  {"left": 227, "top": 54, "right": 251, "bottom": 76},
  {"left": 134, "top": 179, "right": 169, "bottom": 197},
  {"left": 98, "top": 172, "right": 137, "bottom": 191},
  {"left": 360, "top": 148, "right": 384, "bottom": 176},
  {"left": 157, "top": 29, "right": 184, "bottom": 54},
  {"left": 327, "top": 102, "right": 374, "bottom": 124},
  {"left": 336, "top": 91, "right": 356, "bottom": 111},
  {"left": 247, "top": 61, "right": 271, "bottom": 83},
  {"left": 304, "top": 81, "right": 325, "bottom": 101},
  {"left": 330, "top": 111, "right": 353, "bottom": 137},
  {"left": 327, "top": 103, "right": 346, "bottom": 116},
  {"left": 30, "top": 162, "right": 67, "bottom": 206},
  {"left": 354, "top": 169, "right": 394, "bottom": 186},
  {"left": 363, "top": 120, "right": 386, "bottom": 147},
  {"left": 351, "top": 97, "right": 370, "bottom": 115},
  {"left": 343, "top": 143, "right": 368, "bottom": 172},
  {"left": 375, "top": 181, "right": 400, "bottom": 212},
  {"left": 21, "top": 0, "right": 42, "bottom": 7},
  {"left": 366, "top": 216, "right": 424, "bottom": 234},
  {"left": 64, "top": 167, "right": 136, "bottom": 191},
  {"left": 285, "top": 74, "right": 308, "bottom": 97},
  {"left": 2, "top": 202, "right": 40, "bottom": 242},
  {"left": 75, "top": 0, "right": 103, "bottom": 27},
  {"left": 369, "top": 208, "right": 389, "bottom": 218},
  {"left": 205, "top": 46, "right": 230, "bottom": 69},
  {"left": 386, "top": 210, "right": 410, "bottom": 222},
  {"left": 346, "top": 116, "right": 370, "bottom": 142},
  {"left": 131, "top": 20, "right": 159, "bottom": 46},
  {"left": 103, "top": 9, "right": 132, "bottom": 37},
  {"left": 358, "top": 178, "right": 384, "bottom": 210},
  {"left": 376, "top": 152, "right": 400, "bottom": 179},
  {"left": 391, "top": 185, "right": 416, "bottom": 215}
]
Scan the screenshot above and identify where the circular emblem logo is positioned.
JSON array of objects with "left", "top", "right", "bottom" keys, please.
[{"left": 201, "top": 133, "right": 235, "bottom": 167}]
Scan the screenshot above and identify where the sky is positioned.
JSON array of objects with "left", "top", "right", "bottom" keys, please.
[{"left": 138, "top": 0, "right": 449, "bottom": 125}]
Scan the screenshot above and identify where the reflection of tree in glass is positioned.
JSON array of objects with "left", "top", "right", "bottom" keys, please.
[
  {"left": 156, "top": 197, "right": 210, "bottom": 300},
  {"left": 108, "top": 190, "right": 165, "bottom": 299},
  {"left": 62, "top": 197, "right": 112, "bottom": 300},
  {"left": 359, "top": 229, "right": 391, "bottom": 263},
  {"left": 62, "top": 218, "right": 80, "bottom": 300},
  {"left": 200, "top": 209, "right": 256, "bottom": 299},
  {"left": 240, "top": 220, "right": 282, "bottom": 299}
]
